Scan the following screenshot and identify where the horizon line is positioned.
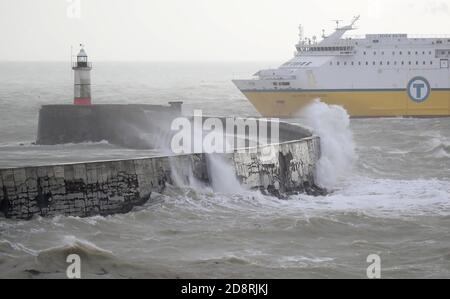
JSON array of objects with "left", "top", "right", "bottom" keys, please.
[{"left": 0, "top": 60, "right": 284, "bottom": 63}]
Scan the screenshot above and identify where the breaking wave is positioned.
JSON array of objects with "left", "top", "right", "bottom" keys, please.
[
  {"left": 298, "top": 100, "right": 357, "bottom": 188},
  {"left": 425, "top": 138, "right": 450, "bottom": 158}
]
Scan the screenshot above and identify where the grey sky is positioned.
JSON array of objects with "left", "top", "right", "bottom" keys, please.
[{"left": 1, "top": 0, "right": 449, "bottom": 61}]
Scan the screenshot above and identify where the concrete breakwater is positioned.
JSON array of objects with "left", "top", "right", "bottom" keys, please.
[
  {"left": 36, "top": 103, "right": 183, "bottom": 149},
  {"left": 2, "top": 104, "right": 324, "bottom": 220},
  {"left": 0, "top": 134, "right": 323, "bottom": 220}
]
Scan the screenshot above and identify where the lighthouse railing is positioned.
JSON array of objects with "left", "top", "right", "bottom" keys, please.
[{"left": 72, "top": 62, "right": 92, "bottom": 68}]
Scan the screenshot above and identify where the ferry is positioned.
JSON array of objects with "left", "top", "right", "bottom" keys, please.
[{"left": 233, "top": 16, "right": 450, "bottom": 117}]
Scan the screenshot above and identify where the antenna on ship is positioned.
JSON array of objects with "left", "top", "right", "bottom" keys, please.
[
  {"left": 350, "top": 15, "right": 360, "bottom": 27},
  {"left": 333, "top": 19, "right": 343, "bottom": 29},
  {"left": 298, "top": 24, "right": 304, "bottom": 44}
]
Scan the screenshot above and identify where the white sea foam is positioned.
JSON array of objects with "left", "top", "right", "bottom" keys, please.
[
  {"left": 299, "top": 99, "right": 357, "bottom": 188},
  {"left": 205, "top": 154, "right": 245, "bottom": 194}
]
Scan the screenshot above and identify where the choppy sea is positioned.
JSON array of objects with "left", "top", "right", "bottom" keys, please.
[{"left": 0, "top": 62, "right": 449, "bottom": 278}]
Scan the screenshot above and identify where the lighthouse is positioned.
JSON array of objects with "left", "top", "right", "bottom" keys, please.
[{"left": 72, "top": 45, "right": 92, "bottom": 105}]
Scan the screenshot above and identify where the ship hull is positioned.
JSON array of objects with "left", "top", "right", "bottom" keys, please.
[{"left": 241, "top": 89, "right": 450, "bottom": 118}]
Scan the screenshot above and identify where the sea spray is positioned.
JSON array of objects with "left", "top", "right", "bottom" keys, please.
[
  {"left": 168, "top": 156, "right": 209, "bottom": 191},
  {"left": 205, "top": 154, "right": 245, "bottom": 194},
  {"left": 174, "top": 120, "right": 246, "bottom": 194},
  {"left": 299, "top": 100, "right": 357, "bottom": 188}
]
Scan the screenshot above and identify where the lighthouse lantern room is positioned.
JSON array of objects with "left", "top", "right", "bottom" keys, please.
[{"left": 72, "top": 45, "right": 92, "bottom": 105}]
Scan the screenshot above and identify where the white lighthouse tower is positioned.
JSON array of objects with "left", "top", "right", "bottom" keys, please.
[{"left": 72, "top": 45, "right": 92, "bottom": 105}]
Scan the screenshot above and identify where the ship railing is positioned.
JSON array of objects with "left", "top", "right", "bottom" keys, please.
[
  {"left": 408, "top": 34, "right": 450, "bottom": 40},
  {"left": 296, "top": 40, "right": 355, "bottom": 53},
  {"left": 259, "top": 75, "right": 297, "bottom": 80},
  {"left": 346, "top": 34, "right": 450, "bottom": 40},
  {"left": 297, "top": 41, "right": 355, "bottom": 49},
  {"left": 295, "top": 52, "right": 354, "bottom": 57},
  {"left": 295, "top": 46, "right": 355, "bottom": 56}
]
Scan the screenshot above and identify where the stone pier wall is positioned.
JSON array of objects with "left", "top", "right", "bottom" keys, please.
[{"left": 0, "top": 137, "right": 322, "bottom": 220}]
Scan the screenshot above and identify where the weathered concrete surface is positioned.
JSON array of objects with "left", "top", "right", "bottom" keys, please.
[
  {"left": 234, "top": 137, "right": 324, "bottom": 197},
  {"left": 0, "top": 154, "right": 199, "bottom": 220},
  {"left": 0, "top": 160, "right": 155, "bottom": 220},
  {"left": 0, "top": 134, "right": 323, "bottom": 220}
]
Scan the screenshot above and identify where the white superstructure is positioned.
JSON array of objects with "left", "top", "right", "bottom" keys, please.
[{"left": 233, "top": 17, "right": 450, "bottom": 117}]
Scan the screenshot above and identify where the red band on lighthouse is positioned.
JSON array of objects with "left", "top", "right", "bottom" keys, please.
[{"left": 74, "top": 98, "right": 92, "bottom": 105}]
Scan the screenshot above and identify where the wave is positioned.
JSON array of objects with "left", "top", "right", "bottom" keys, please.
[
  {"left": 129, "top": 176, "right": 450, "bottom": 229},
  {"left": 0, "top": 235, "right": 182, "bottom": 278},
  {"left": 38, "top": 236, "right": 114, "bottom": 261},
  {"left": 188, "top": 253, "right": 335, "bottom": 273},
  {"left": 425, "top": 138, "right": 450, "bottom": 158},
  {"left": 11, "top": 236, "right": 114, "bottom": 275},
  {"left": 296, "top": 99, "right": 357, "bottom": 188},
  {"left": 0, "top": 239, "right": 38, "bottom": 257}
]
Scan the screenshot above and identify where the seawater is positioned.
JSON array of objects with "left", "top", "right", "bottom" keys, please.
[{"left": 0, "top": 62, "right": 449, "bottom": 279}]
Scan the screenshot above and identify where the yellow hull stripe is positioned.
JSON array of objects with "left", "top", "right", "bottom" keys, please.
[{"left": 243, "top": 90, "right": 450, "bottom": 118}]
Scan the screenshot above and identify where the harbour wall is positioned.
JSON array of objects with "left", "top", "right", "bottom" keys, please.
[
  {"left": 36, "top": 103, "right": 183, "bottom": 149},
  {"left": 35, "top": 104, "right": 313, "bottom": 149},
  {"left": 0, "top": 136, "right": 322, "bottom": 220}
]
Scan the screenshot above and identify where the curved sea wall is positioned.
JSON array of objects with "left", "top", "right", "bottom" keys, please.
[
  {"left": 2, "top": 104, "right": 324, "bottom": 220},
  {"left": 35, "top": 104, "right": 313, "bottom": 150},
  {"left": 36, "top": 103, "right": 183, "bottom": 149},
  {"left": 0, "top": 135, "right": 323, "bottom": 220}
]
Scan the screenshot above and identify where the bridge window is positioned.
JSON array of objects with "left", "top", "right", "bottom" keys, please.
[
  {"left": 431, "top": 61, "right": 433, "bottom": 65},
  {"left": 400, "top": 51, "right": 403, "bottom": 55},
  {"left": 366, "top": 61, "right": 369, "bottom": 65},
  {"left": 373, "top": 61, "right": 376, "bottom": 65}
]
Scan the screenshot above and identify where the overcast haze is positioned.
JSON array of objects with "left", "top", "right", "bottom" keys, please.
[{"left": 1, "top": 0, "right": 449, "bottom": 62}]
